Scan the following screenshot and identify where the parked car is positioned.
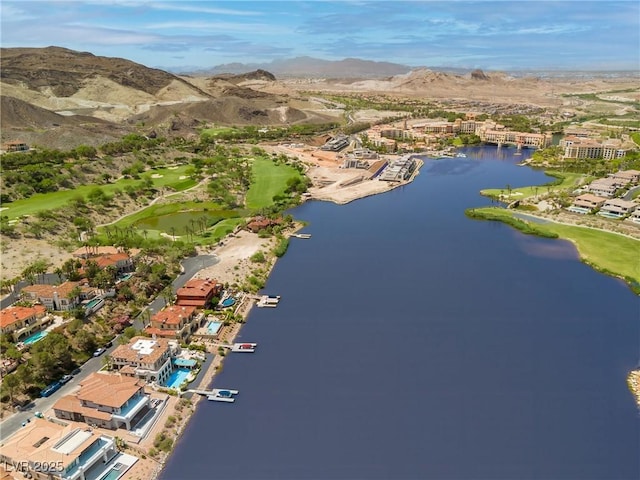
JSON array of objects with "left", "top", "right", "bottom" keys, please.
[
  {"left": 93, "top": 347, "right": 106, "bottom": 357},
  {"left": 60, "top": 374, "right": 72, "bottom": 384},
  {"left": 72, "top": 367, "right": 81, "bottom": 375},
  {"left": 40, "top": 382, "right": 62, "bottom": 398}
]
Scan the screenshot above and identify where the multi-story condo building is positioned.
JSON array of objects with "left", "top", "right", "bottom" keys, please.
[
  {"left": 568, "top": 194, "right": 607, "bottom": 214},
  {"left": 587, "top": 177, "right": 619, "bottom": 197},
  {"left": 52, "top": 372, "right": 149, "bottom": 430},
  {"left": 598, "top": 198, "right": 637, "bottom": 218},
  {"left": 109, "top": 336, "right": 176, "bottom": 385},
  {"left": 0, "top": 419, "right": 118, "bottom": 480}
]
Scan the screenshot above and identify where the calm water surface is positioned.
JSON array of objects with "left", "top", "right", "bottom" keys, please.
[{"left": 160, "top": 147, "right": 639, "bottom": 480}]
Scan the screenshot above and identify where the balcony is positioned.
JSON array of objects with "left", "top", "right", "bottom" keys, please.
[{"left": 64, "top": 437, "right": 116, "bottom": 480}]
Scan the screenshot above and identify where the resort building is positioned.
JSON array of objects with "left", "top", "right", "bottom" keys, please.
[
  {"left": 379, "top": 155, "right": 417, "bottom": 182},
  {"left": 0, "top": 304, "right": 49, "bottom": 342},
  {"left": 109, "top": 336, "right": 177, "bottom": 385},
  {"left": 560, "top": 137, "right": 633, "bottom": 160},
  {"left": 598, "top": 198, "right": 637, "bottom": 218},
  {"left": 320, "top": 135, "right": 350, "bottom": 151},
  {"left": 175, "top": 278, "right": 223, "bottom": 308},
  {"left": 586, "top": 177, "right": 619, "bottom": 198},
  {"left": 144, "top": 305, "right": 203, "bottom": 342},
  {"left": 21, "top": 281, "right": 96, "bottom": 312},
  {"left": 52, "top": 373, "right": 149, "bottom": 431},
  {"left": 0, "top": 418, "right": 118, "bottom": 480},
  {"left": 567, "top": 193, "right": 607, "bottom": 214}
]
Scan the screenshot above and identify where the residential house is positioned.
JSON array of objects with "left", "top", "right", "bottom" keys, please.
[
  {"left": 0, "top": 418, "right": 117, "bottom": 480},
  {"left": 609, "top": 169, "right": 640, "bottom": 186},
  {"left": 567, "top": 193, "right": 607, "bottom": 214},
  {"left": 52, "top": 372, "right": 149, "bottom": 431},
  {"left": 586, "top": 177, "right": 619, "bottom": 198},
  {"left": 246, "top": 217, "right": 283, "bottom": 234},
  {"left": 109, "top": 336, "right": 176, "bottom": 385},
  {"left": 21, "top": 281, "right": 95, "bottom": 312},
  {"left": 176, "top": 278, "right": 223, "bottom": 308},
  {"left": 629, "top": 209, "right": 640, "bottom": 224},
  {"left": 598, "top": 198, "right": 637, "bottom": 218},
  {"left": 84, "top": 253, "right": 135, "bottom": 274},
  {"left": 0, "top": 304, "right": 49, "bottom": 342},
  {"left": 72, "top": 246, "right": 141, "bottom": 260},
  {"left": 144, "top": 305, "right": 203, "bottom": 342}
]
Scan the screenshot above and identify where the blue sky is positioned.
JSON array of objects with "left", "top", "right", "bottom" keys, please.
[{"left": 1, "top": 1, "right": 638, "bottom": 71}]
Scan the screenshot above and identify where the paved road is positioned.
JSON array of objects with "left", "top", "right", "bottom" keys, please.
[
  {"left": 0, "top": 254, "right": 218, "bottom": 441},
  {"left": 0, "top": 344, "right": 119, "bottom": 440},
  {"left": 132, "top": 254, "right": 218, "bottom": 330}
]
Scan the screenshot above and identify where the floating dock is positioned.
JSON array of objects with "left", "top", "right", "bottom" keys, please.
[
  {"left": 207, "top": 389, "right": 239, "bottom": 403},
  {"left": 232, "top": 343, "right": 257, "bottom": 353},
  {"left": 256, "top": 295, "right": 281, "bottom": 308},
  {"left": 291, "top": 233, "right": 312, "bottom": 239}
]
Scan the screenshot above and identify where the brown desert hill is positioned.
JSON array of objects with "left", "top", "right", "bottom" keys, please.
[
  {"left": 0, "top": 46, "right": 209, "bottom": 98},
  {"left": 211, "top": 69, "right": 277, "bottom": 84},
  {"left": 1, "top": 95, "right": 112, "bottom": 129}
]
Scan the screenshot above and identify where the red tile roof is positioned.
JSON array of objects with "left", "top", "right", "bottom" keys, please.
[{"left": 0, "top": 305, "right": 46, "bottom": 328}]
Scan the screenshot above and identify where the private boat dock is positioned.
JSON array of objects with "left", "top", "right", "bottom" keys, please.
[
  {"left": 209, "top": 342, "right": 258, "bottom": 353},
  {"left": 256, "top": 295, "right": 281, "bottom": 308},
  {"left": 187, "top": 388, "right": 239, "bottom": 402}
]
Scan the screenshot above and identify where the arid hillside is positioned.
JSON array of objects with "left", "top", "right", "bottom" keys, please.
[{"left": 1, "top": 47, "right": 638, "bottom": 150}]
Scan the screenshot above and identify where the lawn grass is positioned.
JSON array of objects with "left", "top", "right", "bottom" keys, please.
[
  {"left": 480, "top": 171, "right": 590, "bottom": 201},
  {"left": 467, "top": 207, "right": 640, "bottom": 290},
  {"left": 3, "top": 165, "right": 196, "bottom": 220},
  {"left": 245, "top": 158, "right": 302, "bottom": 210}
]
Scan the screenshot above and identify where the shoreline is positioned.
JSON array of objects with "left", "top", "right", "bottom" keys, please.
[{"left": 139, "top": 164, "right": 427, "bottom": 479}]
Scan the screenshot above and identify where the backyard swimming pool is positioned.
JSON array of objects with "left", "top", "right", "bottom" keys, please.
[
  {"left": 207, "top": 321, "right": 222, "bottom": 335},
  {"left": 23, "top": 330, "right": 49, "bottom": 346},
  {"left": 164, "top": 369, "right": 191, "bottom": 390}
]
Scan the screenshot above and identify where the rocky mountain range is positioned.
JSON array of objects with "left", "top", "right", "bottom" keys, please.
[{"left": 1, "top": 46, "right": 638, "bottom": 151}]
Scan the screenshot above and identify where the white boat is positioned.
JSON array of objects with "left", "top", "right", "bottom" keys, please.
[
  {"left": 455, "top": 153, "right": 467, "bottom": 158},
  {"left": 292, "top": 233, "right": 311, "bottom": 239},
  {"left": 257, "top": 295, "right": 280, "bottom": 307},
  {"left": 232, "top": 343, "right": 257, "bottom": 352},
  {"left": 207, "top": 389, "right": 239, "bottom": 402}
]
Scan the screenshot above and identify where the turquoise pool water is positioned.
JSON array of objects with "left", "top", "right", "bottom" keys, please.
[
  {"left": 100, "top": 468, "right": 122, "bottom": 480},
  {"left": 23, "top": 330, "right": 49, "bottom": 345},
  {"left": 207, "top": 321, "right": 222, "bottom": 335},
  {"left": 220, "top": 297, "right": 236, "bottom": 308},
  {"left": 164, "top": 368, "right": 191, "bottom": 389},
  {"left": 85, "top": 298, "right": 102, "bottom": 309},
  {"left": 119, "top": 273, "right": 133, "bottom": 281}
]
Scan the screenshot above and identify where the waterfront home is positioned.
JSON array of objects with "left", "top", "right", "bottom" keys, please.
[
  {"left": 21, "top": 281, "right": 96, "bottom": 312},
  {"left": 630, "top": 209, "right": 640, "bottom": 224},
  {"left": 52, "top": 372, "right": 149, "bottom": 430},
  {"left": 0, "top": 304, "right": 49, "bottom": 342},
  {"left": 598, "top": 198, "right": 637, "bottom": 218},
  {"left": 246, "top": 216, "right": 283, "bottom": 234},
  {"left": 176, "top": 278, "right": 223, "bottom": 308},
  {"left": 144, "top": 305, "right": 203, "bottom": 342},
  {"left": 586, "top": 177, "right": 618, "bottom": 198},
  {"left": 568, "top": 193, "right": 607, "bottom": 214},
  {"left": 109, "top": 336, "right": 177, "bottom": 385},
  {"left": 0, "top": 418, "right": 118, "bottom": 480}
]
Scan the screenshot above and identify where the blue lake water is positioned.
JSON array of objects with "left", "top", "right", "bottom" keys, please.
[{"left": 160, "top": 147, "right": 640, "bottom": 480}]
